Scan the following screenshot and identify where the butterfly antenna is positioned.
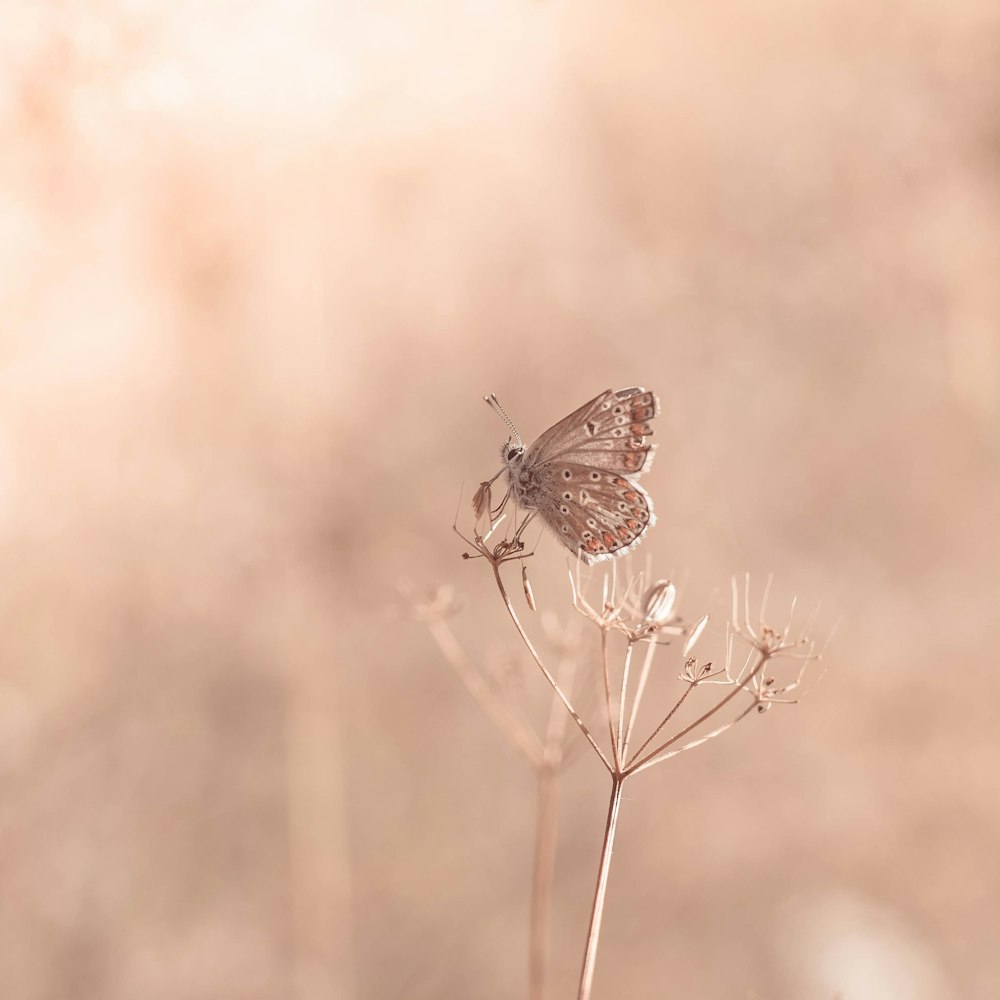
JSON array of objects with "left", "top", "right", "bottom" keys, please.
[{"left": 484, "top": 394, "right": 523, "bottom": 448}]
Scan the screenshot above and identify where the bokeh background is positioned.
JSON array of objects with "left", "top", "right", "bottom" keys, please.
[{"left": 2, "top": 2, "right": 999, "bottom": 998}]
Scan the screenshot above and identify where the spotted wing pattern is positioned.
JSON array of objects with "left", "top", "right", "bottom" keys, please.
[
  {"left": 530, "top": 461, "right": 656, "bottom": 564},
  {"left": 526, "top": 387, "right": 658, "bottom": 476}
]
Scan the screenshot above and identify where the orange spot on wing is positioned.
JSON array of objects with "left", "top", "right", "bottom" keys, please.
[{"left": 601, "top": 531, "right": 616, "bottom": 547}]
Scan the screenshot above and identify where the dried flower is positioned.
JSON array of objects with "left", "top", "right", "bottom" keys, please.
[{"left": 472, "top": 480, "right": 492, "bottom": 521}]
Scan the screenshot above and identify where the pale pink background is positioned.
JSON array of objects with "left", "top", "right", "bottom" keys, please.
[{"left": 2, "top": 3, "right": 998, "bottom": 998}]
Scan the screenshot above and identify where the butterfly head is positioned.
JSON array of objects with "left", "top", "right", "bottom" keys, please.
[{"left": 500, "top": 440, "right": 524, "bottom": 467}]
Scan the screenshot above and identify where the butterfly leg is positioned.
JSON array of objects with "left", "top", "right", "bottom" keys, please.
[
  {"left": 511, "top": 509, "right": 538, "bottom": 549},
  {"left": 491, "top": 485, "right": 513, "bottom": 519}
]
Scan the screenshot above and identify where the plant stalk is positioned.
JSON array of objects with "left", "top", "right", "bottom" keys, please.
[
  {"left": 577, "top": 775, "right": 625, "bottom": 1000},
  {"left": 530, "top": 762, "right": 560, "bottom": 1000}
]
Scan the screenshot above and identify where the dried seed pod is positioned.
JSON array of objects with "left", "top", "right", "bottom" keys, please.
[
  {"left": 639, "top": 580, "right": 676, "bottom": 625},
  {"left": 683, "top": 614, "right": 709, "bottom": 656},
  {"left": 522, "top": 564, "right": 536, "bottom": 611}
]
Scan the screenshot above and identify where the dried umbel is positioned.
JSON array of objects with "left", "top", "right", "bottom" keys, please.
[{"left": 436, "top": 510, "right": 831, "bottom": 1000}]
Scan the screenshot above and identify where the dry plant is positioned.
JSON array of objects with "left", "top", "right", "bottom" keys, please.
[{"left": 414, "top": 505, "right": 829, "bottom": 1000}]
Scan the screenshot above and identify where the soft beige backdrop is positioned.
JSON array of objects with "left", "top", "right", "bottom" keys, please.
[{"left": 2, "top": 2, "right": 999, "bottom": 998}]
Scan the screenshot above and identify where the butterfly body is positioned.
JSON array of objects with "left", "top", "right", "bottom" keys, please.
[
  {"left": 499, "top": 446, "right": 547, "bottom": 510},
  {"left": 488, "top": 388, "right": 659, "bottom": 565}
]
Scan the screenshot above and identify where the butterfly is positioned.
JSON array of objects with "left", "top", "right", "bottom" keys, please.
[{"left": 481, "top": 388, "right": 659, "bottom": 564}]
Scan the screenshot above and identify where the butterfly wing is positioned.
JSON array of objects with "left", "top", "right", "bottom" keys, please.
[
  {"left": 526, "top": 387, "right": 658, "bottom": 477},
  {"left": 529, "top": 461, "right": 656, "bottom": 564}
]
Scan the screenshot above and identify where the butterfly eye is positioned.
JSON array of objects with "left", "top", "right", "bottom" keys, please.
[{"left": 506, "top": 447, "right": 522, "bottom": 461}]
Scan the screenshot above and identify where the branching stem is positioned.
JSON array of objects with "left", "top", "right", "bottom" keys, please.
[{"left": 625, "top": 650, "right": 770, "bottom": 776}]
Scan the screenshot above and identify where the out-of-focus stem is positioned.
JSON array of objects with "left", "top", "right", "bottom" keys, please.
[
  {"left": 530, "top": 761, "right": 560, "bottom": 1000},
  {"left": 425, "top": 617, "right": 544, "bottom": 767},
  {"left": 492, "top": 564, "right": 612, "bottom": 773},
  {"left": 577, "top": 775, "right": 625, "bottom": 1000},
  {"left": 530, "top": 660, "right": 575, "bottom": 1000}
]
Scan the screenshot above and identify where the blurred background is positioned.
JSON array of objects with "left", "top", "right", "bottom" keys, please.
[{"left": 2, "top": 1, "right": 999, "bottom": 998}]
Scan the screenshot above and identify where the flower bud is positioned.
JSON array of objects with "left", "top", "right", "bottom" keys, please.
[{"left": 640, "top": 580, "right": 676, "bottom": 626}]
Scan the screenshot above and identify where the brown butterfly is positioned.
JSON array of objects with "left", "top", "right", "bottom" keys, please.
[{"left": 482, "top": 388, "right": 659, "bottom": 564}]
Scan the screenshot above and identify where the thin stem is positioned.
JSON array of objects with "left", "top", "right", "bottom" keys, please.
[
  {"left": 760, "top": 573, "right": 774, "bottom": 631},
  {"left": 616, "top": 641, "right": 635, "bottom": 763},
  {"left": 601, "top": 630, "right": 620, "bottom": 771},
  {"left": 626, "top": 702, "right": 759, "bottom": 776},
  {"left": 625, "top": 651, "right": 769, "bottom": 776},
  {"left": 578, "top": 776, "right": 625, "bottom": 1000},
  {"left": 621, "top": 639, "right": 658, "bottom": 760},
  {"left": 492, "top": 564, "right": 613, "bottom": 773},
  {"left": 624, "top": 683, "right": 696, "bottom": 770}
]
